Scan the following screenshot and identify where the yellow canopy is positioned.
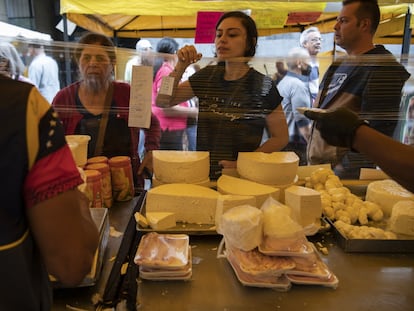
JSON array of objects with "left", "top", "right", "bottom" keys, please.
[{"left": 60, "top": 0, "right": 413, "bottom": 44}]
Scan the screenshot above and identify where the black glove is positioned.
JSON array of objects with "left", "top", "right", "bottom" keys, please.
[{"left": 304, "top": 107, "right": 368, "bottom": 148}]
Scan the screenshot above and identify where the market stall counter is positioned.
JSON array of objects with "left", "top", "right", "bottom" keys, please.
[{"left": 53, "top": 191, "right": 414, "bottom": 311}]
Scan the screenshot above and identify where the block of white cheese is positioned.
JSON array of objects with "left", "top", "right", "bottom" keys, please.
[
  {"left": 146, "top": 183, "right": 220, "bottom": 224},
  {"left": 152, "top": 150, "right": 209, "bottom": 184},
  {"left": 284, "top": 185, "right": 322, "bottom": 228},
  {"left": 366, "top": 179, "right": 414, "bottom": 217},
  {"left": 215, "top": 194, "right": 256, "bottom": 229},
  {"left": 145, "top": 212, "right": 176, "bottom": 230},
  {"left": 260, "top": 202, "right": 308, "bottom": 252},
  {"left": 388, "top": 201, "right": 414, "bottom": 236},
  {"left": 237, "top": 152, "right": 299, "bottom": 186},
  {"left": 219, "top": 205, "right": 263, "bottom": 251},
  {"left": 217, "top": 175, "right": 280, "bottom": 208},
  {"left": 134, "top": 212, "right": 149, "bottom": 228}
]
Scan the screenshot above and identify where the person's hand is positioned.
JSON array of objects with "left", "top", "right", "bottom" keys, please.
[
  {"left": 138, "top": 150, "right": 153, "bottom": 179},
  {"left": 304, "top": 107, "right": 368, "bottom": 148},
  {"left": 177, "top": 45, "right": 202, "bottom": 68}
]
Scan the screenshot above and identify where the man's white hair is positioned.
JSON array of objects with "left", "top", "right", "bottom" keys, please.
[{"left": 299, "top": 27, "right": 321, "bottom": 47}]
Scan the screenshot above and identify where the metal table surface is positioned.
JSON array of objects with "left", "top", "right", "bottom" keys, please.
[{"left": 53, "top": 195, "right": 414, "bottom": 311}]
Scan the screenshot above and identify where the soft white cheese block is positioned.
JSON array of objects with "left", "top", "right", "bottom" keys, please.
[
  {"left": 237, "top": 152, "right": 299, "bottom": 186},
  {"left": 152, "top": 150, "right": 209, "bottom": 184},
  {"left": 388, "top": 201, "right": 414, "bottom": 236},
  {"left": 217, "top": 175, "right": 280, "bottom": 208},
  {"left": 145, "top": 212, "right": 176, "bottom": 230},
  {"left": 261, "top": 202, "right": 302, "bottom": 238},
  {"left": 146, "top": 183, "right": 220, "bottom": 224},
  {"left": 284, "top": 185, "right": 322, "bottom": 228},
  {"left": 215, "top": 194, "right": 256, "bottom": 229},
  {"left": 366, "top": 179, "right": 414, "bottom": 217},
  {"left": 220, "top": 205, "right": 263, "bottom": 251}
]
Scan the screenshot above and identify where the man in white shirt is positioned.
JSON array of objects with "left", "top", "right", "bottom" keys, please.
[
  {"left": 124, "top": 39, "right": 153, "bottom": 83},
  {"left": 300, "top": 27, "right": 322, "bottom": 102},
  {"left": 28, "top": 43, "right": 60, "bottom": 103}
]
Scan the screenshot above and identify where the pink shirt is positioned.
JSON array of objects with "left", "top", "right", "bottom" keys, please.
[{"left": 152, "top": 62, "right": 188, "bottom": 131}]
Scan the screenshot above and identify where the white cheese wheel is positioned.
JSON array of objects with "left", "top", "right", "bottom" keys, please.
[
  {"left": 366, "top": 179, "right": 414, "bottom": 217},
  {"left": 388, "top": 201, "right": 414, "bottom": 236},
  {"left": 215, "top": 194, "right": 256, "bottom": 229},
  {"left": 284, "top": 185, "right": 322, "bottom": 228},
  {"left": 152, "top": 175, "right": 211, "bottom": 188},
  {"left": 217, "top": 175, "right": 280, "bottom": 208},
  {"left": 237, "top": 152, "right": 299, "bottom": 185},
  {"left": 220, "top": 205, "right": 263, "bottom": 251},
  {"left": 152, "top": 150, "right": 209, "bottom": 184},
  {"left": 146, "top": 183, "right": 220, "bottom": 224}
]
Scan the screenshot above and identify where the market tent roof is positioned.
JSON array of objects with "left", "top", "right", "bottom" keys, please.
[
  {"left": 0, "top": 21, "right": 52, "bottom": 41},
  {"left": 60, "top": 0, "right": 413, "bottom": 44}
]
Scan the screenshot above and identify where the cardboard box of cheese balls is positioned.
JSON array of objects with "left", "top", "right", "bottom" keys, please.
[{"left": 303, "top": 168, "right": 414, "bottom": 253}]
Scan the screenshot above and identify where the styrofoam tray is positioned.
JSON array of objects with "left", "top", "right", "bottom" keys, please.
[
  {"left": 286, "top": 273, "right": 339, "bottom": 288},
  {"left": 259, "top": 241, "right": 315, "bottom": 257},
  {"left": 227, "top": 254, "right": 292, "bottom": 291}
]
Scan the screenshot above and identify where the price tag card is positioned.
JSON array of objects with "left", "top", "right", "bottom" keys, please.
[
  {"left": 158, "top": 76, "right": 175, "bottom": 96},
  {"left": 128, "top": 65, "right": 152, "bottom": 128}
]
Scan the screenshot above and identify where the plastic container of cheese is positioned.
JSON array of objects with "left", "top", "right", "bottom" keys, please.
[{"left": 134, "top": 232, "right": 190, "bottom": 269}]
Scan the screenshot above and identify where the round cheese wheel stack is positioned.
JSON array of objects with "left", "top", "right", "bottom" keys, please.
[
  {"left": 237, "top": 152, "right": 299, "bottom": 186},
  {"left": 152, "top": 151, "right": 210, "bottom": 184},
  {"left": 366, "top": 179, "right": 414, "bottom": 217},
  {"left": 219, "top": 205, "right": 263, "bottom": 251}
]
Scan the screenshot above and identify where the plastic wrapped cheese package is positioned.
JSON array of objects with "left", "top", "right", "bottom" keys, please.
[
  {"left": 260, "top": 197, "right": 308, "bottom": 253},
  {"left": 219, "top": 205, "right": 263, "bottom": 251},
  {"left": 134, "top": 232, "right": 189, "bottom": 269}
]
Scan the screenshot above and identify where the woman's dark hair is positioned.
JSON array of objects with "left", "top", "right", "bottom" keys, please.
[
  {"left": 215, "top": 11, "right": 258, "bottom": 57},
  {"left": 156, "top": 37, "right": 179, "bottom": 54},
  {"left": 74, "top": 32, "right": 116, "bottom": 63},
  {"left": 153, "top": 37, "right": 179, "bottom": 79}
]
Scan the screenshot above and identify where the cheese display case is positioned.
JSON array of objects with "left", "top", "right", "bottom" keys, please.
[{"left": 6, "top": 35, "right": 410, "bottom": 310}]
